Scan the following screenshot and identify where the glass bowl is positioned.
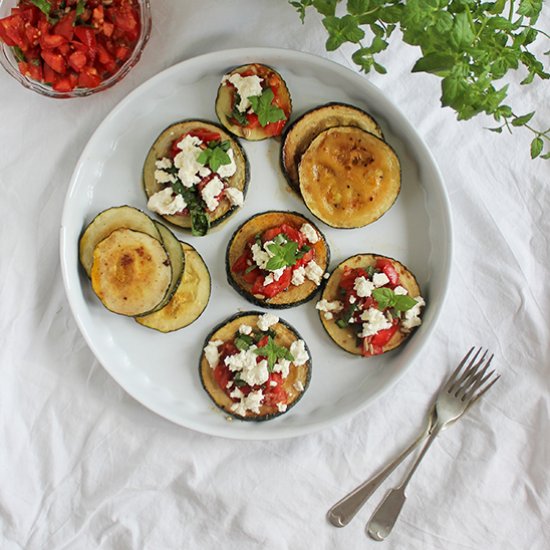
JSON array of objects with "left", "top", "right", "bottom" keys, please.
[{"left": 0, "top": 0, "right": 152, "bottom": 98}]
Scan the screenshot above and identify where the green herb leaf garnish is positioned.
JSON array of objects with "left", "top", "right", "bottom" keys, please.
[
  {"left": 254, "top": 336, "right": 294, "bottom": 371},
  {"left": 336, "top": 303, "right": 358, "bottom": 328},
  {"left": 197, "top": 140, "right": 232, "bottom": 173},
  {"left": 247, "top": 88, "right": 286, "bottom": 127},
  {"left": 30, "top": 0, "right": 51, "bottom": 16},
  {"left": 170, "top": 177, "right": 210, "bottom": 236},
  {"left": 265, "top": 238, "right": 299, "bottom": 271},
  {"left": 75, "top": 0, "right": 86, "bottom": 17},
  {"left": 235, "top": 334, "right": 254, "bottom": 351},
  {"left": 372, "top": 288, "right": 417, "bottom": 312},
  {"left": 12, "top": 46, "right": 26, "bottom": 63}
]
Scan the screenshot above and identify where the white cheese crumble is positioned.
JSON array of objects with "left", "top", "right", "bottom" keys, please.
[
  {"left": 270, "top": 380, "right": 278, "bottom": 387},
  {"left": 155, "top": 158, "right": 172, "bottom": 170},
  {"left": 349, "top": 295, "right": 357, "bottom": 304},
  {"left": 293, "top": 380, "right": 304, "bottom": 392},
  {"left": 324, "top": 312, "right": 334, "bottom": 320},
  {"left": 291, "top": 266, "right": 306, "bottom": 286},
  {"left": 354, "top": 276, "right": 375, "bottom": 298},
  {"left": 173, "top": 134, "right": 208, "bottom": 188},
  {"left": 402, "top": 296, "right": 426, "bottom": 330},
  {"left": 154, "top": 169, "right": 177, "bottom": 185},
  {"left": 240, "top": 359, "right": 270, "bottom": 387},
  {"left": 231, "top": 389, "right": 264, "bottom": 416},
  {"left": 273, "top": 358, "right": 291, "bottom": 378},
  {"left": 224, "top": 187, "right": 244, "bottom": 208},
  {"left": 277, "top": 402, "right": 288, "bottom": 413},
  {"left": 147, "top": 187, "right": 186, "bottom": 216},
  {"left": 304, "top": 260, "right": 324, "bottom": 285},
  {"left": 216, "top": 148, "right": 237, "bottom": 178},
  {"left": 299, "top": 223, "right": 319, "bottom": 244},
  {"left": 372, "top": 272, "right": 390, "bottom": 288},
  {"left": 316, "top": 299, "right": 344, "bottom": 314},
  {"left": 257, "top": 313, "right": 279, "bottom": 332},
  {"left": 238, "top": 324, "right": 252, "bottom": 335},
  {"left": 394, "top": 285, "right": 408, "bottom": 295},
  {"left": 289, "top": 339, "right": 309, "bottom": 366},
  {"left": 224, "top": 347, "right": 258, "bottom": 373},
  {"left": 203, "top": 340, "right": 223, "bottom": 368},
  {"left": 359, "top": 308, "right": 392, "bottom": 338},
  {"left": 222, "top": 73, "right": 264, "bottom": 112},
  {"left": 264, "top": 267, "right": 286, "bottom": 286},
  {"left": 201, "top": 176, "right": 225, "bottom": 211},
  {"left": 251, "top": 241, "right": 274, "bottom": 270}
]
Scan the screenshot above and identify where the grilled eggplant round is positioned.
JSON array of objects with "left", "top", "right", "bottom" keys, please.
[
  {"left": 199, "top": 312, "right": 311, "bottom": 421},
  {"left": 299, "top": 127, "right": 401, "bottom": 228},
  {"left": 226, "top": 211, "right": 330, "bottom": 309},
  {"left": 281, "top": 102, "right": 384, "bottom": 193},
  {"left": 136, "top": 242, "right": 211, "bottom": 332},
  {"left": 320, "top": 254, "right": 422, "bottom": 355},
  {"left": 90, "top": 228, "right": 172, "bottom": 317},
  {"left": 215, "top": 63, "right": 292, "bottom": 141},
  {"left": 142, "top": 119, "right": 249, "bottom": 231}
]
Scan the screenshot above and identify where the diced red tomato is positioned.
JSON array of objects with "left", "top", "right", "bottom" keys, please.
[
  {"left": 295, "top": 247, "right": 314, "bottom": 267},
  {"left": 245, "top": 113, "right": 261, "bottom": 129},
  {"left": 339, "top": 267, "right": 369, "bottom": 291},
  {"left": 0, "top": 14, "right": 27, "bottom": 49},
  {"left": 68, "top": 51, "right": 87, "bottom": 72},
  {"left": 41, "top": 50, "right": 66, "bottom": 74},
  {"left": 54, "top": 12, "right": 75, "bottom": 41},
  {"left": 371, "top": 321, "right": 400, "bottom": 347},
  {"left": 188, "top": 128, "right": 221, "bottom": 143},
  {"left": 74, "top": 26, "right": 97, "bottom": 63},
  {"left": 231, "top": 252, "right": 249, "bottom": 274},
  {"left": 257, "top": 336, "right": 269, "bottom": 347},
  {"left": 263, "top": 373, "right": 288, "bottom": 406},
  {"left": 214, "top": 364, "right": 231, "bottom": 392},
  {"left": 263, "top": 119, "right": 287, "bottom": 137},
  {"left": 78, "top": 66, "right": 101, "bottom": 88},
  {"left": 262, "top": 223, "right": 304, "bottom": 247},
  {"left": 102, "top": 22, "right": 114, "bottom": 37},
  {"left": 115, "top": 45, "right": 130, "bottom": 62},
  {"left": 251, "top": 267, "right": 292, "bottom": 298},
  {"left": 39, "top": 33, "right": 67, "bottom": 50},
  {"left": 375, "top": 258, "right": 400, "bottom": 287},
  {"left": 18, "top": 60, "right": 42, "bottom": 80},
  {"left": 52, "top": 75, "right": 76, "bottom": 92},
  {"left": 43, "top": 62, "right": 56, "bottom": 84}
]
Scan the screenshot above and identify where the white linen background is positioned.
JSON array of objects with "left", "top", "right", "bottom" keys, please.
[{"left": 1, "top": 0, "right": 549, "bottom": 548}]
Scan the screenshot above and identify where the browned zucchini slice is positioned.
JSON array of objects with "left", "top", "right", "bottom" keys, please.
[
  {"left": 199, "top": 312, "right": 311, "bottom": 421},
  {"left": 142, "top": 119, "right": 249, "bottom": 232},
  {"left": 215, "top": 63, "right": 292, "bottom": 141},
  {"left": 281, "top": 102, "right": 384, "bottom": 193},
  {"left": 90, "top": 228, "right": 172, "bottom": 317},
  {"left": 79, "top": 206, "right": 160, "bottom": 277},
  {"left": 299, "top": 127, "right": 401, "bottom": 228},
  {"left": 319, "top": 254, "right": 423, "bottom": 356},
  {"left": 136, "top": 242, "right": 211, "bottom": 332},
  {"left": 226, "top": 211, "right": 330, "bottom": 309}
]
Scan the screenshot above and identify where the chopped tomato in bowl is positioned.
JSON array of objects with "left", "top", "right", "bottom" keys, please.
[{"left": 0, "top": 0, "right": 151, "bottom": 97}]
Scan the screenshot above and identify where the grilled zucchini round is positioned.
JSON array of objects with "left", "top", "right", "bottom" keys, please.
[
  {"left": 299, "top": 127, "right": 401, "bottom": 228},
  {"left": 199, "top": 312, "right": 311, "bottom": 421},
  {"left": 281, "top": 102, "right": 383, "bottom": 193},
  {"left": 226, "top": 211, "right": 330, "bottom": 309},
  {"left": 90, "top": 228, "right": 172, "bottom": 317},
  {"left": 136, "top": 242, "right": 211, "bottom": 332},
  {"left": 320, "top": 254, "right": 422, "bottom": 355},
  {"left": 142, "top": 119, "right": 249, "bottom": 231}
]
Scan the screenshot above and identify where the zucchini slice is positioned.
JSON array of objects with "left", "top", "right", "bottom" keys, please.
[
  {"left": 226, "top": 211, "right": 330, "bottom": 309},
  {"left": 136, "top": 242, "right": 211, "bottom": 332},
  {"left": 299, "top": 127, "right": 401, "bottom": 228},
  {"left": 281, "top": 102, "right": 384, "bottom": 193},
  {"left": 215, "top": 63, "right": 292, "bottom": 141},
  {"left": 199, "top": 312, "right": 311, "bottom": 421},
  {"left": 319, "top": 254, "right": 423, "bottom": 356},
  {"left": 79, "top": 205, "right": 160, "bottom": 277},
  {"left": 142, "top": 119, "right": 249, "bottom": 232},
  {"left": 90, "top": 228, "right": 172, "bottom": 317}
]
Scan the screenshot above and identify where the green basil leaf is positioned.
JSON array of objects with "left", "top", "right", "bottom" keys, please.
[
  {"left": 530, "top": 137, "right": 543, "bottom": 159},
  {"left": 30, "top": 0, "right": 51, "bottom": 16}
]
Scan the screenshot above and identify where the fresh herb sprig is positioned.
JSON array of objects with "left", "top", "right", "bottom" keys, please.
[
  {"left": 290, "top": 0, "right": 549, "bottom": 159},
  {"left": 169, "top": 177, "right": 210, "bottom": 236},
  {"left": 254, "top": 336, "right": 294, "bottom": 370},
  {"left": 372, "top": 287, "right": 417, "bottom": 311},
  {"left": 264, "top": 234, "right": 301, "bottom": 271},
  {"left": 248, "top": 88, "right": 286, "bottom": 127},
  {"left": 197, "top": 140, "right": 232, "bottom": 173}
]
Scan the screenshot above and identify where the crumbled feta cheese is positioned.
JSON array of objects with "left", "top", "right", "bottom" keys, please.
[
  {"left": 293, "top": 381, "right": 304, "bottom": 392},
  {"left": 226, "top": 380, "right": 234, "bottom": 389},
  {"left": 147, "top": 187, "right": 186, "bottom": 216},
  {"left": 299, "top": 223, "right": 319, "bottom": 244},
  {"left": 264, "top": 267, "right": 286, "bottom": 286},
  {"left": 229, "top": 387, "right": 243, "bottom": 400},
  {"left": 372, "top": 272, "right": 390, "bottom": 287},
  {"left": 224, "top": 187, "right": 244, "bottom": 207},
  {"left": 238, "top": 324, "right": 252, "bottom": 335},
  {"left": 251, "top": 241, "right": 275, "bottom": 270},
  {"left": 224, "top": 347, "right": 258, "bottom": 373},
  {"left": 203, "top": 340, "right": 223, "bottom": 368},
  {"left": 289, "top": 339, "right": 309, "bottom": 366},
  {"left": 154, "top": 169, "right": 177, "bottom": 185},
  {"left": 239, "top": 359, "right": 269, "bottom": 386},
  {"left": 291, "top": 266, "right": 306, "bottom": 286},
  {"left": 316, "top": 299, "right": 344, "bottom": 314},
  {"left": 359, "top": 307, "right": 392, "bottom": 338},
  {"left": 173, "top": 134, "right": 205, "bottom": 187},
  {"left": 304, "top": 260, "right": 324, "bottom": 285},
  {"left": 231, "top": 389, "right": 264, "bottom": 415},
  {"left": 277, "top": 402, "right": 288, "bottom": 413},
  {"left": 402, "top": 296, "right": 425, "bottom": 330},
  {"left": 354, "top": 276, "right": 375, "bottom": 298},
  {"left": 222, "top": 73, "right": 264, "bottom": 112},
  {"left": 349, "top": 295, "right": 357, "bottom": 304},
  {"left": 324, "top": 312, "right": 333, "bottom": 320},
  {"left": 323, "top": 272, "right": 330, "bottom": 279},
  {"left": 216, "top": 148, "right": 237, "bottom": 178},
  {"left": 201, "top": 176, "right": 225, "bottom": 211},
  {"left": 257, "top": 313, "right": 279, "bottom": 332},
  {"left": 394, "top": 285, "right": 408, "bottom": 295},
  {"left": 273, "top": 358, "right": 290, "bottom": 378},
  {"left": 155, "top": 157, "right": 172, "bottom": 170},
  {"left": 270, "top": 380, "right": 278, "bottom": 387}
]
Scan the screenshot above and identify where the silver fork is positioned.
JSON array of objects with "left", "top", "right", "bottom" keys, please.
[{"left": 366, "top": 347, "right": 499, "bottom": 541}]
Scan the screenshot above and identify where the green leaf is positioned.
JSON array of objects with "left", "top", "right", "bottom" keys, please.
[
  {"left": 530, "top": 137, "right": 543, "bottom": 158},
  {"left": 511, "top": 112, "right": 535, "bottom": 126},
  {"left": 541, "top": 151, "right": 550, "bottom": 160},
  {"left": 450, "top": 12, "right": 475, "bottom": 50},
  {"left": 488, "top": 126, "right": 503, "bottom": 133},
  {"left": 12, "top": 46, "right": 26, "bottom": 63},
  {"left": 489, "top": 0, "right": 506, "bottom": 14},
  {"left": 254, "top": 336, "right": 294, "bottom": 370},
  {"left": 393, "top": 294, "right": 418, "bottom": 311},
  {"left": 248, "top": 88, "right": 286, "bottom": 127},
  {"left": 336, "top": 303, "right": 358, "bottom": 328},
  {"left": 235, "top": 334, "right": 254, "bottom": 351},
  {"left": 313, "top": 0, "right": 338, "bottom": 16},
  {"left": 197, "top": 141, "right": 232, "bottom": 173},
  {"left": 30, "top": 0, "right": 51, "bottom": 16},
  {"left": 75, "top": 0, "right": 85, "bottom": 17},
  {"left": 170, "top": 177, "right": 210, "bottom": 236},
  {"left": 412, "top": 53, "right": 456, "bottom": 74},
  {"left": 265, "top": 239, "right": 299, "bottom": 271},
  {"left": 347, "top": 0, "right": 370, "bottom": 15},
  {"left": 372, "top": 288, "right": 418, "bottom": 311},
  {"left": 323, "top": 15, "right": 365, "bottom": 51},
  {"left": 517, "top": 0, "right": 542, "bottom": 19}
]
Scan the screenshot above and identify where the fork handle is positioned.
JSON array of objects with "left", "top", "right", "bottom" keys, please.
[{"left": 326, "top": 427, "right": 429, "bottom": 527}]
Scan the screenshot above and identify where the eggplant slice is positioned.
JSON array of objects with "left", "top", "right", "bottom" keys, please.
[
  {"left": 215, "top": 63, "right": 292, "bottom": 141},
  {"left": 299, "top": 126, "right": 401, "bottom": 229},
  {"left": 281, "top": 102, "right": 384, "bottom": 193},
  {"left": 199, "top": 312, "right": 311, "bottom": 421},
  {"left": 226, "top": 211, "right": 330, "bottom": 309},
  {"left": 320, "top": 254, "right": 422, "bottom": 355},
  {"left": 142, "top": 119, "right": 249, "bottom": 230},
  {"left": 90, "top": 228, "right": 172, "bottom": 317},
  {"left": 136, "top": 242, "right": 211, "bottom": 332}
]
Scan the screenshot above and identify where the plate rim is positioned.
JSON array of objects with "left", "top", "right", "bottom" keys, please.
[{"left": 60, "top": 46, "right": 453, "bottom": 440}]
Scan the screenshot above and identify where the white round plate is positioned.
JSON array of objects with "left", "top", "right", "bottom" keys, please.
[{"left": 60, "top": 47, "right": 452, "bottom": 440}]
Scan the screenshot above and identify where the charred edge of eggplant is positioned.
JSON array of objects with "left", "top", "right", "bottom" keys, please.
[
  {"left": 319, "top": 253, "right": 423, "bottom": 356},
  {"left": 198, "top": 311, "right": 312, "bottom": 422},
  {"left": 142, "top": 118, "right": 250, "bottom": 231},
  {"left": 225, "top": 210, "right": 330, "bottom": 309},
  {"left": 298, "top": 127, "right": 402, "bottom": 230},
  {"left": 279, "top": 101, "right": 385, "bottom": 193}
]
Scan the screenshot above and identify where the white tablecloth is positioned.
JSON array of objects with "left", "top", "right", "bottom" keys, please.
[{"left": 1, "top": 1, "right": 549, "bottom": 548}]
